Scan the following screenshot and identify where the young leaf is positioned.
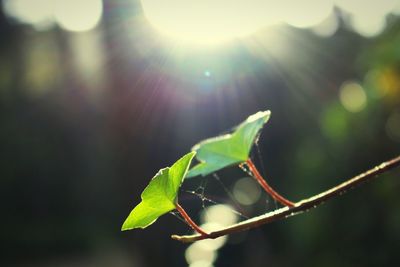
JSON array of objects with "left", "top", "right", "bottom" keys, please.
[
  {"left": 187, "top": 111, "right": 270, "bottom": 177},
  {"left": 121, "top": 152, "right": 196, "bottom": 231}
]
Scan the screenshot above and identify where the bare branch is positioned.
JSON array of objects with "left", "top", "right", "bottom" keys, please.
[{"left": 172, "top": 155, "right": 400, "bottom": 243}]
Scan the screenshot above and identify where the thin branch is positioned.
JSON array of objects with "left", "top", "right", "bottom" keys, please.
[
  {"left": 172, "top": 155, "right": 400, "bottom": 243},
  {"left": 175, "top": 203, "right": 209, "bottom": 237},
  {"left": 246, "top": 159, "right": 295, "bottom": 207}
]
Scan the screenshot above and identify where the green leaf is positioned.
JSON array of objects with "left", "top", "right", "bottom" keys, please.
[
  {"left": 121, "top": 152, "right": 196, "bottom": 231},
  {"left": 187, "top": 111, "right": 271, "bottom": 178}
]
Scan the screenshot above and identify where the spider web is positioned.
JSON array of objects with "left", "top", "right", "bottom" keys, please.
[
  {"left": 253, "top": 136, "right": 279, "bottom": 210},
  {"left": 171, "top": 142, "right": 278, "bottom": 228}
]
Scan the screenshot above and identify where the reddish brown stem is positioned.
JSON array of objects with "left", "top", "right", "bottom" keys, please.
[
  {"left": 175, "top": 203, "right": 209, "bottom": 237},
  {"left": 172, "top": 155, "right": 400, "bottom": 243},
  {"left": 246, "top": 159, "right": 294, "bottom": 207}
]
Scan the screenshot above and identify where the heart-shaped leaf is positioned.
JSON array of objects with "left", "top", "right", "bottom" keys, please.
[
  {"left": 121, "top": 152, "right": 196, "bottom": 231},
  {"left": 187, "top": 111, "right": 270, "bottom": 177}
]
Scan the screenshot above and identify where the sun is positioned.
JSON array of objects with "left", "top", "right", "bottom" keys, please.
[{"left": 140, "top": 0, "right": 279, "bottom": 45}]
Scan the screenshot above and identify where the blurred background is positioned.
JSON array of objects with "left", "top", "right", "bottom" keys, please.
[{"left": 1, "top": 0, "right": 400, "bottom": 266}]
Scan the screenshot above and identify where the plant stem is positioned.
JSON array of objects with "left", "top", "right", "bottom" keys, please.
[
  {"left": 172, "top": 155, "right": 400, "bottom": 243},
  {"left": 175, "top": 203, "right": 209, "bottom": 237},
  {"left": 246, "top": 159, "right": 294, "bottom": 207}
]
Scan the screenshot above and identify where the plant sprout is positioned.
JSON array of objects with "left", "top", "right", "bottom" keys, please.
[{"left": 122, "top": 110, "right": 400, "bottom": 243}]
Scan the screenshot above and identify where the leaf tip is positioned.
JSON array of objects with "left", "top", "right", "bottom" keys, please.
[
  {"left": 121, "top": 219, "right": 132, "bottom": 231},
  {"left": 246, "top": 110, "right": 271, "bottom": 123},
  {"left": 187, "top": 151, "right": 196, "bottom": 159}
]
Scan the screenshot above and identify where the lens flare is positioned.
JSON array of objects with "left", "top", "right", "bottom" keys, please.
[
  {"left": 283, "top": 0, "right": 334, "bottom": 28},
  {"left": 141, "top": 0, "right": 280, "bottom": 44},
  {"left": 233, "top": 177, "right": 261, "bottom": 205},
  {"left": 54, "top": 0, "right": 102, "bottom": 32},
  {"left": 339, "top": 81, "right": 367, "bottom": 113},
  {"left": 311, "top": 12, "right": 339, "bottom": 37},
  {"left": 3, "top": 0, "right": 55, "bottom": 30},
  {"left": 185, "top": 241, "right": 217, "bottom": 265}
]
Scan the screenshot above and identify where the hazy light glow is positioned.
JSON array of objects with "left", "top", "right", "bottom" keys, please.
[
  {"left": 70, "top": 30, "right": 106, "bottom": 88},
  {"left": 189, "top": 261, "right": 214, "bottom": 267},
  {"left": 185, "top": 241, "right": 217, "bottom": 265},
  {"left": 3, "top": 0, "right": 102, "bottom": 32},
  {"left": 197, "top": 223, "right": 228, "bottom": 250},
  {"left": 334, "top": 0, "right": 398, "bottom": 37},
  {"left": 351, "top": 15, "right": 386, "bottom": 37},
  {"left": 334, "top": 0, "right": 398, "bottom": 16},
  {"left": 311, "top": 12, "right": 339, "bottom": 37},
  {"left": 233, "top": 177, "right": 261, "bottom": 205},
  {"left": 339, "top": 81, "right": 367, "bottom": 112},
  {"left": 394, "top": 2, "right": 400, "bottom": 14},
  {"left": 200, "top": 204, "right": 238, "bottom": 226},
  {"left": 3, "top": 0, "right": 55, "bottom": 30},
  {"left": 141, "top": 0, "right": 342, "bottom": 43},
  {"left": 139, "top": 0, "right": 400, "bottom": 42},
  {"left": 54, "top": 0, "right": 102, "bottom": 32},
  {"left": 283, "top": 0, "right": 334, "bottom": 28},
  {"left": 141, "top": 0, "right": 281, "bottom": 44},
  {"left": 185, "top": 205, "right": 239, "bottom": 257}
]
